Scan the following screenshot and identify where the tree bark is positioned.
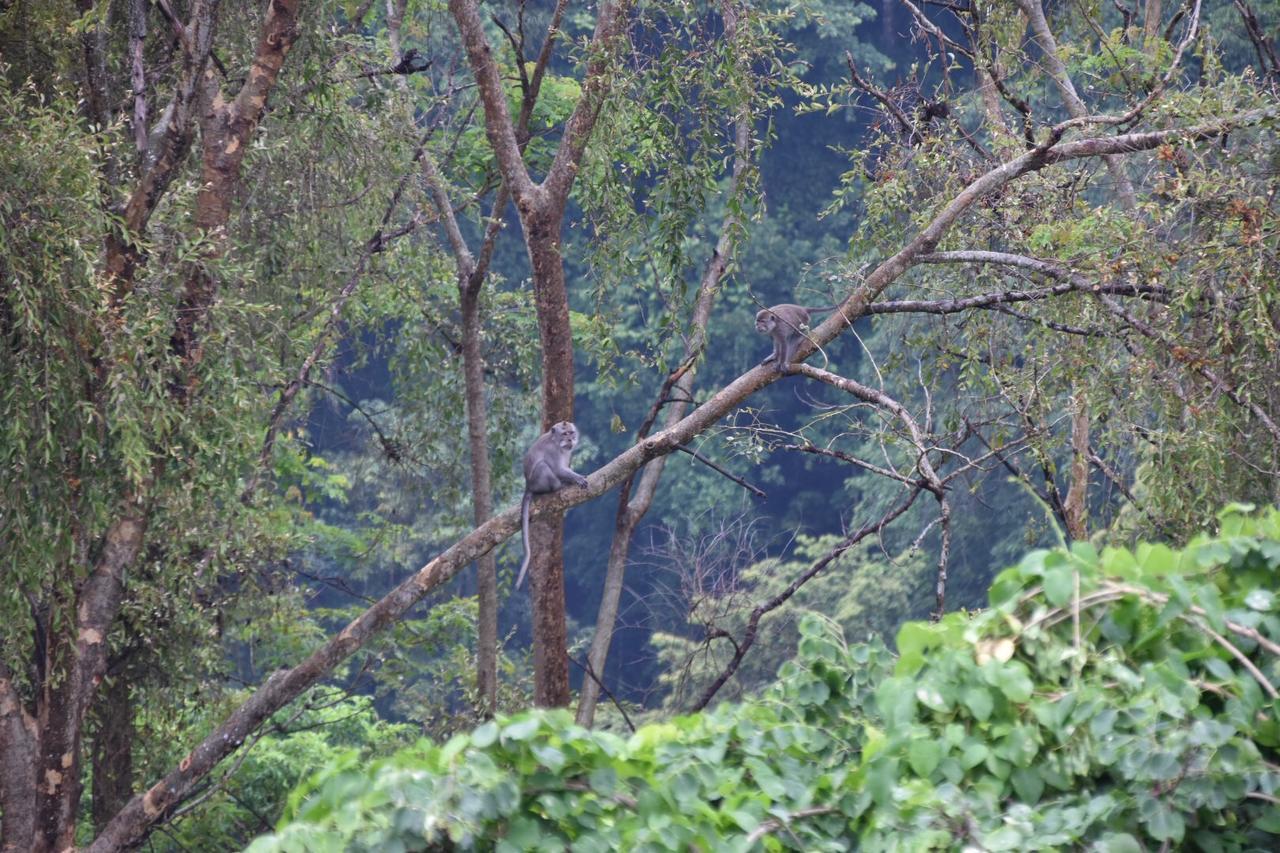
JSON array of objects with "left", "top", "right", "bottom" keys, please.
[
  {"left": 463, "top": 289, "right": 500, "bottom": 715},
  {"left": 0, "top": 662, "right": 38, "bottom": 853},
  {"left": 1064, "top": 392, "right": 1091, "bottom": 541}
]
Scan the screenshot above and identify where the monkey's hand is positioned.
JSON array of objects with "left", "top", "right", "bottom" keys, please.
[{"left": 573, "top": 474, "right": 589, "bottom": 488}]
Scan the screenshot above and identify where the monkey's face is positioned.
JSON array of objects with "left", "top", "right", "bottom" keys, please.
[
  {"left": 550, "top": 421, "right": 579, "bottom": 450},
  {"left": 755, "top": 311, "right": 776, "bottom": 334}
]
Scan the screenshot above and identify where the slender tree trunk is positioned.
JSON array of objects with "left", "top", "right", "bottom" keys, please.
[
  {"left": 461, "top": 288, "right": 499, "bottom": 715},
  {"left": 389, "top": 0, "right": 500, "bottom": 715},
  {"left": 577, "top": 0, "right": 752, "bottom": 725}
]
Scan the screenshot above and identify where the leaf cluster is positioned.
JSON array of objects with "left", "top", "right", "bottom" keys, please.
[{"left": 250, "top": 505, "right": 1280, "bottom": 851}]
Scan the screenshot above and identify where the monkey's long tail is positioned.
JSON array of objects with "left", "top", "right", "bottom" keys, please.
[{"left": 515, "top": 491, "right": 533, "bottom": 589}]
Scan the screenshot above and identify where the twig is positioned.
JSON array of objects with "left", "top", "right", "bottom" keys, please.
[
  {"left": 674, "top": 444, "right": 766, "bottom": 499},
  {"left": 783, "top": 443, "right": 924, "bottom": 489},
  {"left": 744, "top": 807, "right": 839, "bottom": 844},
  {"left": 569, "top": 656, "right": 636, "bottom": 732},
  {"left": 303, "top": 379, "right": 405, "bottom": 462}
]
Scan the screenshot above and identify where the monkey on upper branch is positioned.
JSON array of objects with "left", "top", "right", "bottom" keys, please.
[
  {"left": 755, "top": 303, "right": 841, "bottom": 373},
  {"left": 516, "top": 421, "right": 589, "bottom": 589}
]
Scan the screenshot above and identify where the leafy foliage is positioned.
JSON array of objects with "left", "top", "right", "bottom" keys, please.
[
  {"left": 152, "top": 691, "right": 416, "bottom": 852},
  {"left": 251, "top": 506, "right": 1280, "bottom": 850}
]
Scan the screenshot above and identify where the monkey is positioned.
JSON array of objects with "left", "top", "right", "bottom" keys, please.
[
  {"left": 516, "top": 421, "right": 589, "bottom": 589},
  {"left": 755, "top": 303, "right": 841, "bottom": 372}
]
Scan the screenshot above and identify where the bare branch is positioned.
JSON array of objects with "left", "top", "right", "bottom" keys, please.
[
  {"left": 792, "top": 363, "right": 952, "bottom": 614},
  {"left": 689, "top": 491, "right": 924, "bottom": 711},
  {"left": 674, "top": 445, "right": 767, "bottom": 499}
]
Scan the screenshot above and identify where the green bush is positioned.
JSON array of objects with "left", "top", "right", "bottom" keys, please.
[{"left": 249, "top": 506, "right": 1280, "bottom": 851}]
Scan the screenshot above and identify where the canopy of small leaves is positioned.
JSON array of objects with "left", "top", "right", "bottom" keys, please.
[{"left": 250, "top": 505, "right": 1280, "bottom": 851}]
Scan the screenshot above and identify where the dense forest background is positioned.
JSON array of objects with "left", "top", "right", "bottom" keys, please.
[{"left": 1, "top": 0, "right": 1278, "bottom": 848}]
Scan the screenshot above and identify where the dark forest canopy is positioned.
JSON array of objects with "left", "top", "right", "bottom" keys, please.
[{"left": 0, "top": 0, "right": 1277, "bottom": 849}]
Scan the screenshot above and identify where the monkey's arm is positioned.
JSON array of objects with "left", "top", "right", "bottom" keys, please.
[{"left": 550, "top": 459, "right": 589, "bottom": 488}]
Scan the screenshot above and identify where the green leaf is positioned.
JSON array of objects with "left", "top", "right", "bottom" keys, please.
[
  {"left": 960, "top": 740, "right": 988, "bottom": 769},
  {"left": 990, "top": 661, "right": 1034, "bottom": 704},
  {"left": 1043, "top": 565, "right": 1075, "bottom": 607},
  {"left": 915, "top": 682, "right": 950, "bottom": 713},
  {"left": 866, "top": 757, "right": 899, "bottom": 806},
  {"left": 531, "top": 744, "right": 565, "bottom": 772},
  {"left": 1010, "top": 767, "right": 1043, "bottom": 803},
  {"left": 1141, "top": 796, "right": 1185, "bottom": 842},
  {"left": 1137, "top": 543, "right": 1177, "bottom": 575},
  {"left": 1092, "top": 833, "right": 1142, "bottom": 852},
  {"left": 1255, "top": 806, "right": 1280, "bottom": 833},
  {"left": 962, "top": 686, "right": 994, "bottom": 722},
  {"left": 875, "top": 677, "right": 918, "bottom": 728},
  {"left": 907, "top": 739, "right": 941, "bottom": 777},
  {"left": 1245, "top": 589, "right": 1274, "bottom": 611},
  {"left": 472, "top": 722, "right": 499, "bottom": 748},
  {"left": 502, "top": 717, "right": 540, "bottom": 742}
]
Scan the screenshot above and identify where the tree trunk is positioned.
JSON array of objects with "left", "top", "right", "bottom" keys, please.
[
  {"left": 525, "top": 219, "right": 575, "bottom": 707},
  {"left": 461, "top": 287, "right": 499, "bottom": 715},
  {"left": 447, "top": 0, "right": 632, "bottom": 707}
]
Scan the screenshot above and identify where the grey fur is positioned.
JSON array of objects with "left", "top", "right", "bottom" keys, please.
[
  {"left": 755, "top": 303, "right": 838, "bottom": 372},
  {"left": 516, "top": 421, "right": 589, "bottom": 589}
]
